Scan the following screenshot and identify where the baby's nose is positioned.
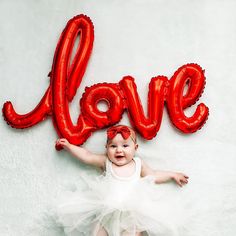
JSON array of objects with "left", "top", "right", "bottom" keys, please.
[{"left": 116, "top": 146, "right": 122, "bottom": 152}]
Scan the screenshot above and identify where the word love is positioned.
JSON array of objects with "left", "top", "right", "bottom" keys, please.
[{"left": 2, "top": 15, "right": 209, "bottom": 150}]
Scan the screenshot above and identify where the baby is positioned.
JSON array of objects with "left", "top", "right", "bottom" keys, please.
[{"left": 56, "top": 125, "right": 188, "bottom": 236}]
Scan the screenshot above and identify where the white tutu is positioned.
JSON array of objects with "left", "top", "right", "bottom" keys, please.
[{"left": 53, "top": 157, "right": 185, "bottom": 236}]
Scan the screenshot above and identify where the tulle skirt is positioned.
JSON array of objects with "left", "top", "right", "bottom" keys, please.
[{"left": 53, "top": 173, "right": 185, "bottom": 236}]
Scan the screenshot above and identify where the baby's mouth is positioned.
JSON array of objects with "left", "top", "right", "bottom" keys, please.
[{"left": 115, "top": 155, "right": 124, "bottom": 158}]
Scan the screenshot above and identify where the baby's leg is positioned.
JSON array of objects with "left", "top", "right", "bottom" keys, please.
[
  {"left": 97, "top": 227, "right": 108, "bottom": 236},
  {"left": 93, "top": 224, "right": 108, "bottom": 236}
]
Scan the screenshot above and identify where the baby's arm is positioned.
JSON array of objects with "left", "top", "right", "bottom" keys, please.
[
  {"left": 141, "top": 160, "right": 189, "bottom": 187},
  {"left": 56, "top": 138, "right": 106, "bottom": 169}
]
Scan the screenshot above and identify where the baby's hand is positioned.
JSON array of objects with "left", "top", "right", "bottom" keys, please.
[
  {"left": 56, "top": 138, "right": 71, "bottom": 150},
  {"left": 172, "top": 172, "right": 189, "bottom": 187}
]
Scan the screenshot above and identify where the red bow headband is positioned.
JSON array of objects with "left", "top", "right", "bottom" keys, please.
[{"left": 107, "top": 126, "right": 136, "bottom": 143}]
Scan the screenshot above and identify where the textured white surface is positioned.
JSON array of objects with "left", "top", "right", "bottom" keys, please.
[{"left": 0, "top": 0, "right": 236, "bottom": 235}]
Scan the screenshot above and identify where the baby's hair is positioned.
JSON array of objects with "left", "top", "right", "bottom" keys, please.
[{"left": 106, "top": 125, "right": 137, "bottom": 144}]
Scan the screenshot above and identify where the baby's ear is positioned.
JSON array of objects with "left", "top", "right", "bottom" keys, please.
[{"left": 135, "top": 144, "right": 139, "bottom": 150}]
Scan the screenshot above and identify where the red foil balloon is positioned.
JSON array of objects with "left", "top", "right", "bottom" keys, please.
[
  {"left": 2, "top": 85, "right": 52, "bottom": 128},
  {"left": 119, "top": 75, "right": 169, "bottom": 139},
  {"left": 2, "top": 14, "right": 209, "bottom": 150},
  {"left": 166, "top": 64, "right": 209, "bottom": 133},
  {"left": 2, "top": 15, "right": 97, "bottom": 149},
  {"left": 80, "top": 83, "right": 125, "bottom": 128},
  {"left": 50, "top": 15, "right": 96, "bottom": 149}
]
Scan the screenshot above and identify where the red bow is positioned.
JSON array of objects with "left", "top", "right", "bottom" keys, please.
[{"left": 107, "top": 126, "right": 131, "bottom": 140}]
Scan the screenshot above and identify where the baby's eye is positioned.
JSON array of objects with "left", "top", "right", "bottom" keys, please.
[
  {"left": 110, "top": 145, "right": 116, "bottom": 148},
  {"left": 123, "top": 144, "right": 129, "bottom": 147}
]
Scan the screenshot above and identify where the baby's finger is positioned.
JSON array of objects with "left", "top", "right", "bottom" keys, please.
[
  {"left": 182, "top": 179, "right": 188, "bottom": 185},
  {"left": 177, "top": 180, "right": 183, "bottom": 187},
  {"left": 56, "top": 139, "right": 61, "bottom": 144},
  {"left": 59, "top": 139, "right": 65, "bottom": 142},
  {"left": 60, "top": 141, "right": 67, "bottom": 146},
  {"left": 56, "top": 140, "right": 64, "bottom": 147},
  {"left": 183, "top": 177, "right": 188, "bottom": 182}
]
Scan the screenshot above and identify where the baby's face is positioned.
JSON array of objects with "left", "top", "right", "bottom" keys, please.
[{"left": 106, "top": 133, "right": 138, "bottom": 166}]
